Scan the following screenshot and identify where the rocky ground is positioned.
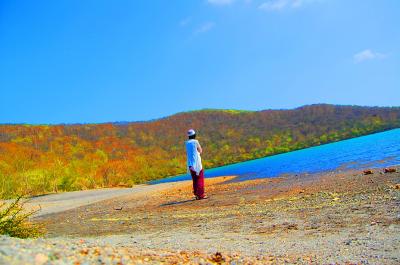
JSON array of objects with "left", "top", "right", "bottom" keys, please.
[{"left": 0, "top": 166, "right": 399, "bottom": 264}]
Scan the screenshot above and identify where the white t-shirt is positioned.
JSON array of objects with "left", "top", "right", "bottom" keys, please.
[{"left": 185, "top": 139, "right": 203, "bottom": 175}]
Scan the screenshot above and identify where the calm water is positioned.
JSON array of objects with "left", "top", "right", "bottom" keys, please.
[{"left": 152, "top": 128, "right": 400, "bottom": 184}]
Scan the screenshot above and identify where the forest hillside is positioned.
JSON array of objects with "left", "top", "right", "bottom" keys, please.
[{"left": 0, "top": 104, "right": 399, "bottom": 198}]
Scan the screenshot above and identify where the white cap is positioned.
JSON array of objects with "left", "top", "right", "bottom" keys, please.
[{"left": 187, "top": 129, "right": 196, "bottom": 136}]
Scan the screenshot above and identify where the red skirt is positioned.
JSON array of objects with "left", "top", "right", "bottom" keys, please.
[{"left": 189, "top": 169, "right": 205, "bottom": 199}]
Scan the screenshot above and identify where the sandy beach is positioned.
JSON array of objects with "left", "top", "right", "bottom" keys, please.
[{"left": 1, "top": 166, "right": 399, "bottom": 264}]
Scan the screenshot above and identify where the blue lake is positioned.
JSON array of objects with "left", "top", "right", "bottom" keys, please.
[{"left": 152, "top": 128, "right": 400, "bottom": 184}]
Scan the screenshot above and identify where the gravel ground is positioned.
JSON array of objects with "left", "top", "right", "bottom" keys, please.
[
  {"left": 1, "top": 167, "right": 399, "bottom": 264},
  {"left": 0, "top": 235, "right": 316, "bottom": 265}
]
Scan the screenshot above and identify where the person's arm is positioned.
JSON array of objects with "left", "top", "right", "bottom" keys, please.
[
  {"left": 197, "top": 141, "right": 203, "bottom": 154},
  {"left": 186, "top": 141, "right": 195, "bottom": 171}
]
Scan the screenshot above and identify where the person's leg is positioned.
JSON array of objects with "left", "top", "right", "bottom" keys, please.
[
  {"left": 190, "top": 169, "right": 198, "bottom": 197},
  {"left": 196, "top": 169, "right": 205, "bottom": 199}
]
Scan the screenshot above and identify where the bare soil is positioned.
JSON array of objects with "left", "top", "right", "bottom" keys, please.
[{"left": 24, "top": 166, "right": 400, "bottom": 264}]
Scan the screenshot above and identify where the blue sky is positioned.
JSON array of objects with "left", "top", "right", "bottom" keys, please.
[{"left": 0, "top": 0, "right": 399, "bottom": 124}]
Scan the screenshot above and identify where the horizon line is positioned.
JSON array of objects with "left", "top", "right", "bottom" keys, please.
[{"left": 1, "top": 103, "right": 399, "bottom": 126}]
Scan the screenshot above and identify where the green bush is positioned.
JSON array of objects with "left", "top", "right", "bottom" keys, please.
[{"left": 0, "top": 196, "right": 44, "bottom": 238}]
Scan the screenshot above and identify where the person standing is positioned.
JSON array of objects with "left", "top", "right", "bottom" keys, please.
[{"left": 186, "top": 129, "right": 207, "bottom": 200}]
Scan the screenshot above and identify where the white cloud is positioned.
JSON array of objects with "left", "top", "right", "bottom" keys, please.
[
  {"left": 291, "top": 0, "right": 304, "bottom": 8},
  {"left": 207, "top": 0, "right": 235, "bottom": 5},
  {"left": 179, "top": 17, "right": 191, "bottom": 27},
  {"left": 353, "top": 49, "right": 387, "bottom": 63},
  {"left": 207, "top": 0, "right": 254, "bottom": 7},
  {"left": 259, "top": 0, "right": 318, "bottom": 11},
  {"left": 259, "top": 0, "right": 287, "bottom": 10},
  {"left": 194, "top": 22, "right": 215, "bottom": 35}
]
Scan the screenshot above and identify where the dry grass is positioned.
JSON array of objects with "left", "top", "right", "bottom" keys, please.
[{"left": 0, "top": 196, "right": 44, "bottom": 238}]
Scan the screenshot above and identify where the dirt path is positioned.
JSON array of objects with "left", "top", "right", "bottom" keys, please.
[{"left": 23, "top": 182, "right": 191, "bottom": 217}]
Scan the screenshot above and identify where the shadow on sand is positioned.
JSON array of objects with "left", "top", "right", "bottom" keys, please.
[{"left": 160, "top": 198, "right": 196, "bottom": 206}]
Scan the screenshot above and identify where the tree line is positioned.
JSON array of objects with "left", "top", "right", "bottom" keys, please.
[{"left": 0, "top": 104, "right": 399, "bottom": 198}]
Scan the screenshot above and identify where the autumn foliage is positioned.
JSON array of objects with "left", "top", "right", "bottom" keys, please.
[{"left": 0, "top": 104, "right": 399, "bottom": 198}]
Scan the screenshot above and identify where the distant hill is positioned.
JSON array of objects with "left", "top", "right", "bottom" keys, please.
[{"left": 0, "top": 104, "right": 399, "bottom": 198}]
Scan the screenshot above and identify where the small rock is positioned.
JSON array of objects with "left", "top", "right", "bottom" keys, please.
[
  {"left": 210, "top": 252, "right": 225, "bottom": 263},
  {"left": 48, "top": 252, "right": 61, "bottom": 261},
  {"left": 114, "top": 206, "right": 123, "bottom": 210},
  {"left": 384, "top": 168, "right": 396, "bottom": 173},
  {"left": 287, "top": 224, "right": 298, "bottom": 230},
  {"left": 80, "top": 248, "right": 89, "bottom": 255},
  {"left": 35, "top": 253, "right": 48, "bottom": 265},
  {"left": 363, "top": 170, "right": 373, "bottom": 175},
  {"left": 93, "top": 249, "right": 101, "bottom": 256}
]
